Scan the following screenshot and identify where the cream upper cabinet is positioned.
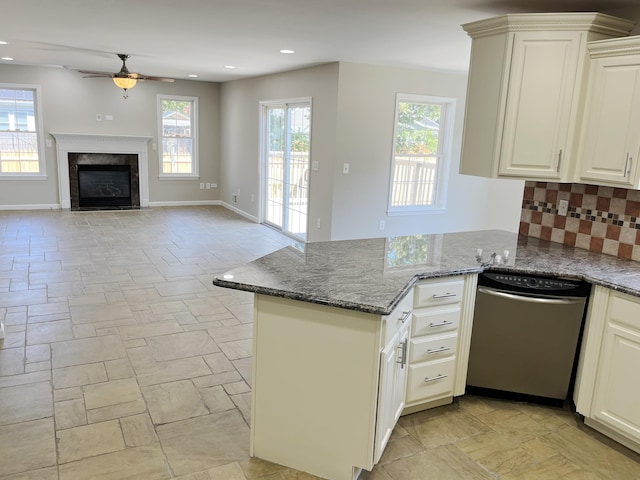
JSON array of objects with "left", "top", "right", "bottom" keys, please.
[
  {"left": 460, "top": 13, "right": 634, "bottom": 181},
  {"left": 578, "top": 37, "right": 640, "bottom": 187}
]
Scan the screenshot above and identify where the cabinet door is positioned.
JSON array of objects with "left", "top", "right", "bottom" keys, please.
[
  {"left": 578, "top": 56, "right": 640, "bottom": 186},
  {"left": 499, "top": 32, "right": 582, "bottom": 179},
  {"left": 374, "top": 321, "right": 410, "bottom": 463},
  {"left": 591, "top": 318, "right": 640, "bottom": 440}
]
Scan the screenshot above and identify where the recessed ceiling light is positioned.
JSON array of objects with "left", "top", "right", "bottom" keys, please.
[
  {"left": 224, "top": 65, "right": 236, "bottom": 69},
  {"left": 188, "top": 74, "right": 198, "bottom": 78},
  {"left": 1, "top": 57, "right": 13, "bottom": 61},
  {"left": 279, "top": 49, "right": 295, "bottom": 54}
]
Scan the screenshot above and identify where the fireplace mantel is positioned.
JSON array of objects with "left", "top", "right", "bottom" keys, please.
[{"left": 51, "top": 133, "right": 151, "bottom": 209}]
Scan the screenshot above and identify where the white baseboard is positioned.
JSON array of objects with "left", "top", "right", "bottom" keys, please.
[
  {"left": 0, "top": 204, "right": 61, "bottom": 211},
  {"left": 219, "top": 201, "right": 259, "bottom": 223},
  {"left": 147, "top": 200, "right": 222, "bottom": 207}
]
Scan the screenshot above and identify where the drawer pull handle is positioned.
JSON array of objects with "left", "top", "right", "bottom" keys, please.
[
  {"left": 432, "top": 293, "right": 457, "bottom": 299},
  {"left": 429, "top": 320, "right": 454, "bottom": 328},
  {"left": 424, "top": 374, "right": 448, "bottom": 383},
  {"left": 399, "top": 311, "right": 411, "bottom": 323},
  {"left": 427, "top": 346, "right": 451, "bottom": 354}
]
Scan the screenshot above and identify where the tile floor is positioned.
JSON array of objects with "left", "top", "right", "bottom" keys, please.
[{"left": 0, "top": 206, "right": 639, "bottom": 480}]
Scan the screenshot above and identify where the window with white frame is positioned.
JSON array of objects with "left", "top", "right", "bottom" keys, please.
[
  {"left": 388, "top": 93, "right": 455, "bottom": 213},
  {"left": 0, "top": 85, "right": 46, "bottom": 178},
  {"left": 157, "top": 95, "right": 198, "bottom": 178}
]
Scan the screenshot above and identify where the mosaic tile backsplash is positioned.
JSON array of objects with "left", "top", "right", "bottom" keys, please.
[{"left": 519, "top": 181, "right": 640, "bottom": 261}]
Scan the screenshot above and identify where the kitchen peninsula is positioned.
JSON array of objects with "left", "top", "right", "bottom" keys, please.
[{"left": 213, "top": 230, "right": 640, "bottom": 480}]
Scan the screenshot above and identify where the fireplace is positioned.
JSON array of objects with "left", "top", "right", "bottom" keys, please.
[
  {"left": 51, "top": 133, "right": 151, "bottom": 210},
  {"left": 77, "top": 164, "right": 132, "bottom": 209},
  {"left": 68, "top": 153, "right": 139, "bottom": 210}
]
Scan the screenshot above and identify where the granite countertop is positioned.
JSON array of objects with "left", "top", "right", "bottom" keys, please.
[{"left": 213, "top": 230, "right": 640, "bottom": 315}]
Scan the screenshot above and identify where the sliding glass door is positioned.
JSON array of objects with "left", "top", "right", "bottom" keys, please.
[{"left": 262, "top": 100, "right": 311, "bottom": 240}]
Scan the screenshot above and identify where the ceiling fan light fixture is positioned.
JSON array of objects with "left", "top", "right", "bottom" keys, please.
[{"left": 113, "top": 77, "right": 137, "bottom": 90}]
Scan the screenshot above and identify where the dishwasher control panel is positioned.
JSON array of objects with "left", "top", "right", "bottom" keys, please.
[{"left": 480, "top": 272, "right": 590, "bottom": 296}]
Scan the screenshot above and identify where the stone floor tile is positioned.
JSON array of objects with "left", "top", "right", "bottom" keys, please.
[
  {"left": 184, "top": 297, "right": 228, "bottom": 316},
  {"left": 58, "top": 444, "right": 170, "bottom": 480},
  {"left": 149, "top": 300, "right": 188, "bottom": 315},
  {"left": 0, "top": 370, "right": 50, "bottom": 389},
  {"left": 230, "top": 392, "right": 251, "bottom": 425},
  {"left": 55, "top": 398, "right": 88, "bottom": 430},
  {"left": 192, "top": 371, "right": 242, "bottom": 389},
  {"left": 86, "top": 398, "right": 147, "bottom": 424},
  {"left": 0, "top": 381, "right": 53, "bottom": 426},
  {"left": 203, "top": 352, "right": 235, "bottom": 374},
  {"left": 199, "top": 385, "right": 235, "bottom": 414},
  {"left": 69, "top": 302, "right": 132, "bottom": 325},
  {"left": 57, "top": 420, "right": 126, "bottom": 464},
  {"left": 206, "top": 462, "right": 248, "bottom": 480},
  {"left": 83, "top": 377, "right": 142, "bottom": 410},
  {"left": 54, "top": 386, "right": 83, "bottom": 402},
  {"left": 105, "top": 357, "right": 135, "bottom": 380},
  {"left": 218, "top": 339, "right": 253, "bottom": 360},
  {"left": 26, "top": 319, "right": 74, "bottom": 345},
  {"left": 0, "top": 418, "right": 56, "bottom": 476},
  {"left": 51, "top": 334, "right": 126, "bottom": 368},
  {"left": 25, "top": 360, "right": 51, "bottom": 372},
  {"left": 223, "top": 380, "right": 251, "bottom": 395},
  {"left": 116, "top": 320, "right": 183, "bottom": 341},
  {"left": 143, "top": 379, "right": 209, "bottom": 424},
  {"left": 25, "top": 344, "right": 50, "bottom": 363},
  {"left": 28, "top": 301, "right": 69, "bottom": 317},
  {"left": 155, "top": 279, "right": 208, "bottom": 297},
  {"left": 147, "top": 330, "right": 220, "bottom": 361},
  {"left": 135, "top": 356, "right": 213, "bottom": 387},
  {"left": 0, "top": 466, "right": 59, "bottom": 480},
  {"left": 207, "top": 323, "right": 253, "bottom": 344},
  {"left": 53, "top": 362, "right": 108, "bottom": 389},
  {"left": 232, "top": 357, "right": 253, "bottom": 386},
  {"left": 157, "top": 410, "right": 250, "bottom": 476},
  {"left": 0, "top": 347, "right": 25, "bottom": 376},
  {"left": 120, "top": 412, "right": 158, "bottom": 447}
]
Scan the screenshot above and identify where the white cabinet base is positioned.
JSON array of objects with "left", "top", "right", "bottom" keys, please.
[
  {"left": 402, "top": 396, "right": 453, "bottom": 416},
  {"left": 585, "top": 417, "right": 640, "bottom": 455}
]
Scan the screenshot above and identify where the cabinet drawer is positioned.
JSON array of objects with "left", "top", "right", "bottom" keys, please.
[
  {"left": 414, "top": 278, "right": 464, "bottom": 308},
  {"left": 412, "top": 306, "right": 460, "bottom": 337},
  {"left": 406, "top": 357, "right": 456, "bottom": 404},
  {"left": 382, "top": 291, "right": 414, "bottom": 346},
  {"left": 409, "top": 332, "right": 458, "bottom": 364}
]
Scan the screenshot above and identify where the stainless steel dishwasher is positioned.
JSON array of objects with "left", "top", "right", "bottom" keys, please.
[{"left": 466, "top": 272, "right": 591, "bottom": 406}]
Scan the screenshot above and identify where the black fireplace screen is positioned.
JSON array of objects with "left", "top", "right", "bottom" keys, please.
[{"left": 77, "top": 164, "right": 132, "bottom": 208}]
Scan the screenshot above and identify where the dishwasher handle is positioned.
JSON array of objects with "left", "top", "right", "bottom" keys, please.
[{"left": 477, "top": 286, "right": 586, "bottom": 305}]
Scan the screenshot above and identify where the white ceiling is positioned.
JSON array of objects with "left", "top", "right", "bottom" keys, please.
[{"left": 2, "top": 0, "right": 640, "bottom": 83}]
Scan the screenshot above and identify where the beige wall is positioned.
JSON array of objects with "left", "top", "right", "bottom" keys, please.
[
  {"left": 331, "top": 62, "right": 524, "bottom": 239},
  {"left": 219, "top": 61, "right": 523, "bottom": 242},
  {"left": 220, "top": 63, "right": 339, "bottom": 240},
  {"left": 0, "top": 64, "right": 220, "bottom": 208}
]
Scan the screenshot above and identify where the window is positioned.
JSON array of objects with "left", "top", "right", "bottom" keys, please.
[
  {"left": 157, "top": 95, "right": 198, "bottom": 178},
  {"left": 0, "top": 85, "right": 46, "bottom": 178},
  {"left": 388, "top": 94, "right": 455, "bottom": 213}
]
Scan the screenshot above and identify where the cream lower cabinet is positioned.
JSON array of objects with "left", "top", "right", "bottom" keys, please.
[
  {"left": 577, "top": 37, "right": 640, "bottom": 187},
  {"left": 574, "top": 286, "right": 640, "bottom": 454},
  {"left": 250, "top": 290, "right": 414, "bottom": 480},
  {"left": 403, "top": 274, "right": 478, "bottom": 414}
]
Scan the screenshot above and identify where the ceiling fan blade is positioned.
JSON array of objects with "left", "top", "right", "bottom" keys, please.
[
  {"left": 82, "top": 74, "right": 114, "bottom": 78},
  {"left": 78, "top": 69, "right": 114, "bottom": 76},
  {"left": 140, "top": 76, "right": 175, "bottom": 83}
]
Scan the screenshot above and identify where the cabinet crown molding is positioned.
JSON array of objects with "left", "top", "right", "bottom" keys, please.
[
  {"left": 463, "top": 12, "right": 635, "bottom": 39},
  {"left": 588, "top": 35, "right": 640, "bottom": 58}
]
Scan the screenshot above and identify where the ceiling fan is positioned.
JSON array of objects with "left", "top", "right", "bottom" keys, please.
[{"left": 79, "top": 54, "right": 174, "bottom": 98}]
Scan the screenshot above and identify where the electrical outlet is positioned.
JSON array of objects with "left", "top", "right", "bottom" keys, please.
[
  {"left": 96, "top": 113, "right": 102, "bottom": 121},
  {"left": 206, "top": 183, "right": 211, "bottom": 189},
  {"left": 379, "top": 220, "right": 385, "bottom": 230},
  {"left": 558, "top": 199, "right": 569, "bottom": 216},
  {"left": 199, "top": 183, "right": 205, "bottom": 189},
  {"left": 316, "top": 218, "right": 321, "bottom": 228},
  {"left": 232, "top": 194, "right": 238, "bottom": 204},
  {"left": 343, "top": 163, "right": 350, "bottom": 174}
]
